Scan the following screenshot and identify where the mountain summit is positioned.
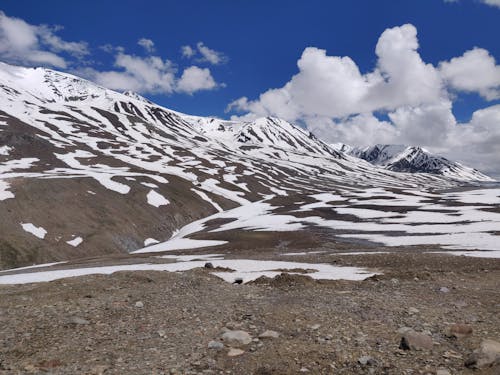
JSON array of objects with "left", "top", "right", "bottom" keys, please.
[{"left": 332, "top": 144, "right": 492, "bottom": 182}]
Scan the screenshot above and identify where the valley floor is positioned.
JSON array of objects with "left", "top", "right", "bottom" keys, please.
[{"left": 1, "top": 246, "right": 499, "bottom": 375}]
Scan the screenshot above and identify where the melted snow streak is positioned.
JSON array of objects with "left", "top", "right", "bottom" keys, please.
[{"left": 1, "top": 62, "right": 499, "bottom": 259}]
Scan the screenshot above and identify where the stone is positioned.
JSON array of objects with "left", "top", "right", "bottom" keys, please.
[
  {"left": 158, "top": 329, "right": 166, "bottom": 338},
  {"left": 436, "top": 369, "right": 451, "bottom": 375},
  {"left": 358, "top": 356, "right": 377, "bottom": 366},
  {"left": 310, "top": 324, "right": 321, "bottom": 330},
  {"left": 70, "top": 316, "right": 90, "bottom": 325},
  {"left": 259, "top": 330, "right": 280, "bottom": 339},
  {"left": 408, "top": 307, "right": 419, "bottom": 315},
  {"left": 233, "top": 278, "right": 243, "bottom": 285},
  {"left": 204, "top": 262, "right": 214, "bottom": 269},
  {"left": 399, "top": 331, "right": 433, "bottom": 351},
  {"left": 439, "top": 287, "right": 450, "bottom": 293},
  {"left": 465, "top": 339, "right": 500, "bottom": 369},
  {"left": 207, "top": 340, "right": 224, "bottom": 350},
  {"left": 397, "top": 327, "right": 413, "bottom": 335},
  {"left": 227, "top": 348, "right": 245, "bottom": 357},
  {"left": 135, "top": 301, "right": 144, "bottom": 308},
  {"left": 221, "top": 330, "right": 252, "bottom": 347},
  {"left": 444, "top": 323, "right": 473, "bottom": 338}
]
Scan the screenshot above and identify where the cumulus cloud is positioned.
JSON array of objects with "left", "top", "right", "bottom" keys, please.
[
  {"left": 444, "top": 0, "right": 500, "bottom": 8},
  {"left": 229, "top": 24, "right": 445, "bottom": 121},
  {"left": 84, "top": 53, "right": 176, "bottom": 93},
  {"left": 228, "top": 24, "right": 500, "bottom": 176},
  {"left": 480, "top": 0, "right": 500, "bottom": 8},
  {"left": 181, "top": 45, "right": 196, "bottom": 58},
  {"left": 177, "top": 66, "right": 218, "bottom": 94},
  {"left": 138, "top": 38, "right": 155, "bottom": 53},
  {"left": 439, "top": 48, "right": 500, "bottom": 100},
  {"left": 0, "top": 11, "right": 88, "bottom": 68},
  {"left": 82, "top": 53, "right": 219, "bottom": 95},
  {"left": 181, "top": 42, "right": 227, "bottom": 65}
]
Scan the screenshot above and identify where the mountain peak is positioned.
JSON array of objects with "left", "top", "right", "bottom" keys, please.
[{"left": 344, "top": 143, "right": 493, "bottom": 182}]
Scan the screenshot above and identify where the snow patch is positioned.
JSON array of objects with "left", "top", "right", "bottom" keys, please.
[
  {"left": 66, "top": 236, "right": 83, "bottom": 247},
  {"left": 20, "top": 223, "right": 47, "bottom": 239},
  {"left": 146, "top": 190, "right": 170, "bottom": 207}
]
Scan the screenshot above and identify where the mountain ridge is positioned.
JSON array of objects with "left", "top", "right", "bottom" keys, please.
[
  {"left": 331, "top": 143, "right": 493, "bottom": 182},
  {"left": 0, "top": 61, "right": 494, "bottom": 269}
]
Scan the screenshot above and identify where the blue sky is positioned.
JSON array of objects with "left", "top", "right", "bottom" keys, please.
[{"left": 1, "top": 0, "right": 500, "bottom": 175}]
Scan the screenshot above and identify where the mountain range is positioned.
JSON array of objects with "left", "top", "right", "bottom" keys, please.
[
  {"left": 0, "top": 62, "right": 494, "bottom": 269},
  {"left": 331, "top": 143, "right": 491, "bottom": 181}
]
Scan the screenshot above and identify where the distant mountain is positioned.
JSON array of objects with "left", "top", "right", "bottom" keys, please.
[
  {"left": 332, "top": 143, "right": 493, "bottom": 182},
  {"left": 0, "top": 61, "right": 493, "bottom": 269}
]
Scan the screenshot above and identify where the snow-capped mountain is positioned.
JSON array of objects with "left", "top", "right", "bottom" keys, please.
[
  {"left": 0, "top": 62, "right": 494, "bottom": 269},
  {"left": 332, "top": 143, "right": 493, "bottom": 182}
]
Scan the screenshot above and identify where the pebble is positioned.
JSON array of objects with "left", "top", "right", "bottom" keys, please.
[
  {"left": 227, "top": 348, "right": 245, "bottom": 357},
  {"left": 221, "top": 330, "right": 252, "bottom": 346},
  {"left": 358, "top": 355, "right": 376, "bottom": 366},
  {"left": 438, "top": 287, "right": 450, "bottom": 293},
  {"left": 204, "top": 262, "right": 214, "bottom": 269},
  {"left": 259, "top": 330, "right": 280, "bottom": 339},
  {"left": 436, "top": 369, "right": 451, "bottom": 375},
  {"left": 158, "top": 330, "right": 166, "bottom": 338},
  {"left": 408, "top": 307, "right": 419, "bottom": 315},
  {"left": 310, "top": 324, "right": 321, "bottom": 330},
  {"left": 207, "top": 340, "right": 224, "bottom": 350},
  {"left": 70, "top": 316, "right": 90, "bottom": 325},
  {"left": 399, "top": 331, "right": 433, "bottom": 351},
  {"left": 135, "top": 301, "right": 144, "bottom": 308}
]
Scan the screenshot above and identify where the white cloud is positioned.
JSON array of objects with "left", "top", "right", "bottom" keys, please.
[
  {"left": 481, "top": 0, "right": 500, "bottom": 8},
  {"left": 444, "top": 0, "right": 500, "bottom": 8},
  {"left": 84, "top": 53, "right": 176, "bottom": 94},
  {"left": 177, "top": 66, "right": 218, "bottom": 94},
  {"left": 83, "top": 53, "right": 219, "bottom": 95},
  {"left": 138, "top": 38, "right": 155, "bottom": 53},
  {"left": 196, "top": 42, "right": 226, "bottom": 65},
  {"left": 181, "top": 42, "right": 227, "bottom": 65},
  {"left": 228, "top": 24, "right": 500, "bottom": 176},
  {"left": 0, "top": 11, "right": 88, "bottom": 68},
  {"left": 181, "top": 45, "right": 196, "bottom": 58},
  {"left": 229, "top": 24, "right": 444, "bottom": 121},
  {"left": 439, "top": 48, "right": 500, "bottom": 100}
]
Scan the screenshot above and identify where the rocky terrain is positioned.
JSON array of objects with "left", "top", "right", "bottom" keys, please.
[{"left": 0, "top": 248, "right": 499, "bottom": 374}]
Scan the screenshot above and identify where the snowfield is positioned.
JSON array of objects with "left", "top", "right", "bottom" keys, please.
[{"left": 0, "top": 61, "right": 499, "bottom": 283}]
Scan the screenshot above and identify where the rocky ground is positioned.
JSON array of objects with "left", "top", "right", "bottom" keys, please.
[{"left": 0, "top": 248, "right": 499, "bottom": 375}]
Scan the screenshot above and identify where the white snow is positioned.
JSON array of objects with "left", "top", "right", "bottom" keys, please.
[
  {"left": 281, "top": 251, "right": 327, "bottom": 256},
  {"left": 0, "top": 258, "right": 377, "bottom": 285},
  {"left": 66, "top": 236, "right": 83, "bottom": 247},
  {"left": 146, "top": 190, "right": 170, "bottom": 207},
  {"left": 133, "top": 238, "right": 227, "bottom": 254},
  {"left": 0, "top": 261, "right": 67, "bottom": 274},
  {"left": 0, "top": 145, "right": 11, "bottom": 155},
  {"left": 141, "top": 182, "right": 159, "bottom": 188},
  {"left": 0, "top": 180, "right": 14, "bottom": 200},
  {"left": 144, "top": 238, "right": 160, "bottom": 246},
  {"left": 20, "top": 223, "right": 47, "bottom": 239}
]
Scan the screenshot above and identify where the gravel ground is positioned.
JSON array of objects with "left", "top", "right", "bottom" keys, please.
[{"left": 0, "top": 251, "right": 499, "bottom": 375}]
